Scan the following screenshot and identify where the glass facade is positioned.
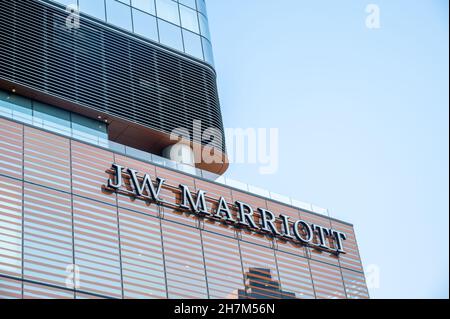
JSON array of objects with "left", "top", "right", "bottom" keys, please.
[
  {"left": 0, "top": 89, "right": 108, "bottom": 148},
  {"left": 48, "top": 0, "right": 214, "bottom": 65},
  {"left": 0, "top": 116, "right": 369, "bottom": 299}
]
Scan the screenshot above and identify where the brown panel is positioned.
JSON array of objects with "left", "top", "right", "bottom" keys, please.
[
  {"left": 23, "top": 183, "right": 73, "bottom": 288},
  {"left": 154, "top": 168, "right": 196, "bottom": 222},
  {"left": 231, "top": 190, "right": 273, "bottom": 247},
  {"left": 115, "top": 155, "right": 160, "bottom": 215},
  {"left": 0, "top": 175, "right": 22, "bottom": 278},
  {"left": 75, "top": 292, "right": 108, "bottom": 299},
  {"left": 266, "top": 201, "right": 301, "bottom": 221},
  {"left": 276, "top": 251, "right": 315, "bottom": 299},
  {"left": 119, "top": 209, "right": 166, "bottom": 299},
  {"left": 161, "top": 220, "right": 208, "bottom": 299},
  {"left": 239, "top": 241, "right": 281, "bottom": 299},
  {"left": 0, "top": 118, "right": 23, "bottom": 179},
  {"left": 152, "top": 167, "right": 200, "bottom": 226},
  {"left": 71, "top": 141, "right": 116, "bottom": 205},
  {"left": 73, "top": 196, "right": 122, "bottom": 298},
  {"left": 203, "top": 219, "right": 237, "bottom": 239},
  {"left": 0, "top": 276, "right": 22, "bottom": 299},
  {"left": 196, "top": 178, "right": 238, "bottom": 237},
  {"left": 310, "top": 260, "right": 346, "bottom": 299},
  {"left": 23, "top": 282, "right": 74, "bottom": 299},
  {"left": 331, "top": 221, "right": 364, "bottom": 272},
  {"left": 24, "top": 126, "right": 71, "bottom": 192},
  {"left": 299, "top": 210, "right": 340, "bottom": 266},
  {"left": 195, "top": 179, "right": 234, "bottom": 203},
  {"left": 265, "top": 201, "right": 308, "bottom": 257},
  {"left": 202, "top": 231, "right": 244, "bottom": 299},
  {"left": 342, "top": 268, "right": 369, "bottom": 299},
  {"left": 275, "top": 238, "right": 307, "bottom": 258}
]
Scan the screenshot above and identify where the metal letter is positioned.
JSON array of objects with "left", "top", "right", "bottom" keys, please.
[
  {"left": 330, "top": 229, "right": 347, "bottom": 254},
  {"left": 293, "top": 220, "right": 313, "bottom": 244},
  {"left": 312, "top": 224, "right": 331, "bottom": 249},
  {"left": 235, "top": 201, "right": 258, "bottom": 229},
  {"left": 258, "top": 208, "right": 280, "bottom": 235},
  {"left": 213, "top": 197, "right": 234, "bottom": 221},
  {"left": 127, "top": 168, "right": 165, "bottom": 202},
  {"left": 107, "top": 164, "right": 124, "bottom": 189},
  {"left": 279, "top": 214, "right": 294, "bottom": 239},
  {"left": 179, "top": 184, "right": 210, "bottom": 215}
]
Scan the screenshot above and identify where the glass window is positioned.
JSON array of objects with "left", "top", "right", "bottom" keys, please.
[
  {"left": 183, "top": 29, "right": 203, "bottom": 60},
  {"left": 132, "top": 8, "right": 159, "bottom": 41},
  {"left": 179, "top": 0, "right": 196, "bottom": 10},
  {"left": 180, "top": 5, "right": 199, "bottom": 33},
  {"left": 72, "top": 113, "right": 108, "bottom": 144},
  {"left": 52, "top": 0, "right": 77, "bottom": 7},
  {"left": 33, "top": 102, "right": 71, "bottom": 136},
  {"left": 202, "top": 37, "right": 214, "bottom": 65},
  {"left": 131, "top": 0, "right": 155, "bottom": 14},
  {"left": 156, "top": 0, "right": 180, "bottom": 25},
  {"left": 0, "top": 91, "right": 32, "bottom": 124},
  {"left": 106, "top": 0, "right": 133, "bottom": 31},
  {"left": 79, "top": 0, "right": 106, "bottom": 21},
  {"left": 0, "top": 90, "right": 13, "bottom": 118},
  {"left": 196, "top": 0, "right": 207, "bottom": 16},
  {"left": 158, "top": 19, "right": 183, "bottom": 51},
  {"left": 198, "top": 13, "right": 210, "bottom": 40}
]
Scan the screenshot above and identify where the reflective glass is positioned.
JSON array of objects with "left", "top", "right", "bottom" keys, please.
[
  {"left": 196, "top": 0, "right": 207, "bottom": 16},
  {"left": 79, "top": 0, "right": 106, "bottom": 21},
  {"left": 183, "top": 29, "right": 203, "bottom": 60},
  {"left": 179, "top": 0, "right": 196, "bottom": 10},
  {"left": 198, "top": 13, "right": 210, "bottom": 39},
  {"left": 158, "top": 19, "right": 183, "bottom": 51},
  {"left": 180, "top": 5, "right": 199, "bottom": 33},
  {"left": 33, "top": 102, "right": 71, "bottom": 136},
  {"left": 132, "top": 8, "right": 159, "bottom": 41},
  {"left": 72, "top": 113, "right": 108, "bottom": 144},
  {"left": 131, "top": 0, "right": 155, "bottom": 14},
  {"left": 0, "top": 91, "right": 32, "bottom": 124},
  {"left": 106, "top": 0, "right": 133, "bottom": 31},
  {"left": 52, "top": 0, "right": 75, "bottom": 7},
  {"left": 156, "top": 0, "right": 180, "bottom": 25},
  {"left": 202, "top": 37, "right": 214, "bottom": 65},
  {"left": 54, "top": 0, "right": 214, "bottom": 65}
]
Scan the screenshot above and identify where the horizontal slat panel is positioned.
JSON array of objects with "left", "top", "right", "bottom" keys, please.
[
  {"left": 119, "top": 209, "right": 166, "bottom": 299},
  {"left": 202, "top": 231, "right": 244, "bottom": 299},
  {"left": 23, "top": 183, "right": 73, "bottom": 288},
  {"left": 73, "top": 196, "right": 122, "bottom": 298},
  {"left": 0, "top": 0, "right": 225, "bottom": 151},
  {"left": 0, "top": 175, "right": 23, "bottom": 278},
  {"left": 161, "top": 220, "right": 208, "bottom": 299}
]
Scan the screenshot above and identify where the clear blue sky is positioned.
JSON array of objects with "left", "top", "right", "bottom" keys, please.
[{"left": 206, "top": 0, "right": 449, "bottom": 299}]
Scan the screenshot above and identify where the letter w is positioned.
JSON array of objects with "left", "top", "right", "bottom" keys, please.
[{"left": 127, "top": 168, "right": 165, "bottom": 202}]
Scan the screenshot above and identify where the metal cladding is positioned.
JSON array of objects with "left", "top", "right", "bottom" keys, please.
[{"left": 0, "top": 0, "right": 225, "bottom": 153}]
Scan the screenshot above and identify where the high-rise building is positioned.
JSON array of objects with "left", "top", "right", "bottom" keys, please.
[{"left": 0, "top": 0, "right": 369, "bottom": 299}]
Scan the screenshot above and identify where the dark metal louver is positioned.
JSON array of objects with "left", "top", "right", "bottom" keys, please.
[{"left": 0, "top": 0, "right": 225, "bottom": 151}]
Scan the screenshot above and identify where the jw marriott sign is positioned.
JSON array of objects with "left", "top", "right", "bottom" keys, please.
[{"left": 105, "top": 164, "right": 348, "bottom": 254}]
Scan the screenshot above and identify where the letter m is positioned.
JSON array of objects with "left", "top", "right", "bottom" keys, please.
[{"left": 179, "top": 184, "right": 210, "bottom": 215}]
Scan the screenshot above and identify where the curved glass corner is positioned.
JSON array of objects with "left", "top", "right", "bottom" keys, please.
[{"left": 46, "top": 0, "right": 215, "bottom": 66}]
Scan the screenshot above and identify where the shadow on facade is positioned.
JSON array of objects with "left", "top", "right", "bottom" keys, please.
[{"left": 238, "top": 268, "right": 296, "bottom": 299}]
